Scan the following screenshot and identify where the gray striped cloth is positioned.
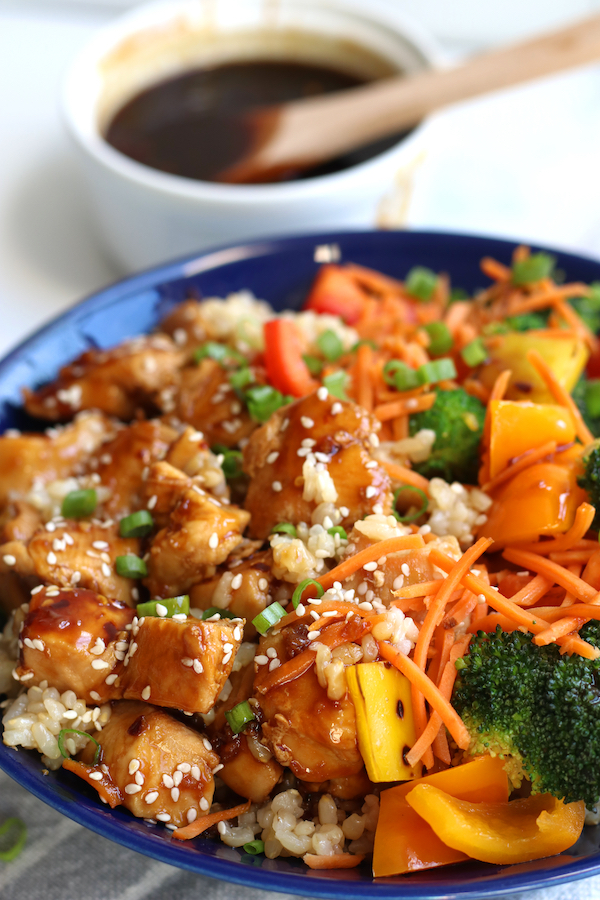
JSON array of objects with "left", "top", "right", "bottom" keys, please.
[{"left": 2, "top": 769, "right": 600, "bottom": 900}]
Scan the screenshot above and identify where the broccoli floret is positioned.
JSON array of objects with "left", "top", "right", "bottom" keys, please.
[
  {"left": 573, "top": 377, "right": 600, "bottom": 439},
  {"left": 453, "top": 625, "right": 600, "bottom": 808},
  {"left": 409, "top": 388, "right": 485, "bottom": 484},
  {"left": 577, "top": 439, "right": 600, "bottom": 530}
]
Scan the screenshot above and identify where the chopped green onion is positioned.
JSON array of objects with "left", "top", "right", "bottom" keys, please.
[
  {"left": 317, "top": 329, "right": 344, "bottom": 362},
  {"left": 392, "top": 486, "right": 429, "bottom": 523},
  {"left": 116, "top": 555, "right": 148, "bottom": 579},
  {"left": 194, "top": 342, "right": 246, "bottom": 367},
  {"left": 405, "top": 266, "right": 438, "bottom": 301},
  {"left": 504, "top": 311, "right": 549, "bottom": 332},
  {"left": 423, "top": 321, "right": 453, "bottom": 356},
  {"left": 202, "top": 606, "right": 237, "bottom": 620},
  {"left": 136, "top": 595, "right": 189, "bottom": 618},
  {"left": 270, "top": 523, "right": 298, "bottom": 537},
  {"left": 512, "top": 252, "right": 555, "bottom": 286},
  {"left": 417, "top": 358, "right": 457, "bottom": 385},
  {"left": 0, "top": 819, "right": 27, "bottom": 862},
  {"left": 119, "top": 510, "right": 154, "bottom": 538},
  {"left": 351, "top": 339, "right": 378, "bottom": 352},
  {"left": 225, "top": 700, "right": 256, "bottom": 734},
  {"left": 61, "top": 489, "right": 97, "bottom": 519},
  {"left": 383, "top": 360, "right": 419, "bottom": 391},
  {"left": 449, "top": 287, "right": 469, "bottom": 303},
  {"left": 302, "top": 354, "right": 324, "bottom": 376},
  {"left": 291, "top": 579, "right": 324, "bottom": 609},
  {"left": 322, "top": 370, "right": 349, "bottom": 401},
  {"left": 585, "top": 380, "right": 600, "bottom": 418},
  {"left": 252, "top": 601, "right": 287, "bottom": 635},
  {"left": 245, "top": 385, "right": 291, "bottom": 422},
  {"left": 461, "top": 338, "right": 488, "bottom": 368},
  {"left": 328, "top": 525, "right": 347, "bottom": 540},
  {"left": 57, "top": 729, "right": 101, "bottom": 765},
  {"left": 212, "top": 445, "right": 244, "bottom": 479},
  {"left": 243, "top": 839, "right": 265, "bottom": 856},
  {"left": 229, "top": 367, "right": 254, "bottom": 392}
]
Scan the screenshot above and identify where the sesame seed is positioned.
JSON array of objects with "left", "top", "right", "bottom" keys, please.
[
  {"left": 401, "top": 563, "right": 410, "bottom": 577},
  {"left": 217, "top": 821, "right": 227, "bottom": 835},
  {"left": 89, "top": 771, "right": 103, "bottom": 781},
  {"left": 365, "top": 486, "right": 377, "bottom": 499},
  {"left": 105, "top": 674, "right": 118, "bottom": 687},
  {"left": 212, "top": 764, "right": 223, "bottom": 774},
  {"left": 317, "top": 386, "right": 329, "bottom": 401},
  {"left": 144, "top": 791, "right": 159, "bottom": 804},
  {"left": 272, "top": 481, "right": 282, "bottom": 492},
  {"left": 202, "top": 737, "right": 213, "bottom": 751},
  {"left": 45, "top": 522, "right": 56, "bottom": 533},
  {"left": 358, "top": 601, "right": 374, "bottom": 611},
  {"left": 258, "top": 578, "right": 268, "bottom": 591},
  {"left": 187, "top": 809, "right": 197, "bottom": 824},
  {"left": 128, "top": 759, "right": 141, "bottom": 775},
  {"left": 171, "top": 787, "right": 180, "bottom": 802},
  {"left": 301, "top": 438, "right": 316, "bottom": 448},
  {"left": 301, "top": 416, "right": 315, "bottom": 429},
  {"left": 209, "top": 532, "right": 219, "bottom": 550},
  {"left": 331, "top": 402, "right": 343, "bottom": 415},
  {"left": 89, "top": 690, "right": 101, "bottom": 701},
  {"left": 162, "top": 774, "right": 174, "bottom": 788},
  {"left": 266, "top": 451, "right": 280, "bottom": 464},
  {"left": 192, "top": 659, "right": 203, "bottom": 674},
  {"left": 233, "top": 625, "right": 242, "bottom": 641},
  {"left": 231, "top": 573, "right": 243, "bottom": 590},
  {"left": 92, "top": 541, "right": 109, "bottom": 551},
  {"left": 200, "top": 797, "right": 210, "bottom": 811},
  {"left": 101, "top": 563, "right": 112, "bottom": 578},
  {"left": 46, "top": 551, "right": 57, "bottom": 565},
  {"left": 392, "top": 575, "right": 405, "bottom": 590},
  {"left": 2, "top": 555, "right": 16, "bottom": 567},
  {"left": 125, "top": 784, "right": 141, "bottom": 794},
  {"left": 307, "top": 630, "right": 321, "bottom": 640},
  {"left": 141, "top": 685, "right": 151, "bottom": 700},
  {"left": 147, "top": 495, "right": 158, "bottom": 510},
  {"left": 268, "top": 658, "right": 281, "bottom": 671},
  {"left": 296, "top": 603, "right": 306, "bottom": 617},
  {"left": 31, "top": 585, "right": 43, "bottom": 595},
  {"left": 155, "top": 603, "right": 168, "bottom": 617},
  {"left": 363, "top": 561, "right": 378, "bottom": 572},
  {"left": 369, "top": 433, "right": 380, "bottom": 448},
  {"left": 177, "top": 762, "right": 191, "bottom": 773},
  {"left": 135, "top": 771, "right": 145, "bottom": 786},
  {"left": 365, "top": 460, "right": 377, "bottom": 469},
  {"left": 255, "top": 655, "right": 269, "bottom": 665},
  {"left": 71, "top": 572, "right": 81, "bottom": 584},
  {"left": 280, "top": 418, "right": 290, "bottom": 432},
  {"left": 222, "top": 652, "right": 232, "bottom": 665},
  {"left": 182, "top": 657, "right": 193, "bottom": 667},
  {"left": 191, "top": 766, "right": 201, "bottom": 780},
  {"left": 156, "top": 813, "right": 171, "bottom": 822},
  {"left": 91, "top": 659, "right": 110, "bottom": 670},
  {"left": 266, "top": 647, "right": 277, "bottom": 659},
  {"left": 90, "top": 638, "right": 106, "bottom": 655}
]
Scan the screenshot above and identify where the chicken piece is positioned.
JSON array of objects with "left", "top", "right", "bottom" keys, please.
[
  {"left": 23, "top": 336, "right": 184, "bottom": 421},
  {"left": 243, "top": 392, "right": 393, "bottom": 539},
  {"left": 0, "top": 502, "right": 42, "bottom": 544},
  {"left": 143, "top": 459, "right": 226, "bottom": 529},
  {"left": 121, "top": 614, "right": 243, "bottom": 714},
  {"left": 159, "top": 299, "right": 210, "bottom": 359},
  {"left": 0, "top": 573, "right": 34, "bottom": 616},
  {"left": 172, "top": 359, "right": 255, "bottom": 448},
  {"left": 189, "top": 549, "right": 275, "bottom": 638},
  {"left": 92, "top": 419, "right": 178, "bottom": 517},
  {"left": 165, "top": 428, "right": 228, "bottom": 497},
  {"left": 78, "top": 700, "right": 218, "bottom": 826},
  {"left": 23, "top": 521, "right": 141, "bottom": 605},
  {"left": 256, "top": 622, "right": 364, "bottom": 783},
  {"left": 0, "top": 412, "right": 114, "bottom": 509},
  {"left": 144, "top": 487, "right": 250, "bottom": 597},
  {"left": 300, "top": 769, "right": 374, "bottom": 801},
  {"left": 15, "top": 586, "right": 134, "bottom": 704}
]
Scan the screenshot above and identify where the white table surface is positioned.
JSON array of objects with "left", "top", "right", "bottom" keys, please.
[{"left": 3, "top": 4, "right": 600, "bottom": 899}]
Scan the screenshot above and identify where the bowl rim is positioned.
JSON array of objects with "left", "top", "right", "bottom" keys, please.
[{"left": 60, "top": 0, "right": 443, "bottom": 204}]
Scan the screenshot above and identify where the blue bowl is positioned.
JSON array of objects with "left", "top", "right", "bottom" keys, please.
[{"left": 1, "top": 230, "right": 600, "bottom": 898}]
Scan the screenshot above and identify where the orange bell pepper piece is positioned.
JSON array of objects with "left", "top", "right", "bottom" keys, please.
[
  {"left": 372, "top": 755, "right": 508, "bottom": 877},
  {"left": 488, "top": 400, "right": 575, "bottom": 478},
  {"left": 479, "top": 462, "right": 587, "bottom": 548},
  {"left": 406, "top": 785, "right": 585, "bottom": 865}
]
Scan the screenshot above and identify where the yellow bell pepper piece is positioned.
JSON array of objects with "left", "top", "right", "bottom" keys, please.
[
  {"left": 406, "top": 785, "right": 585, "bottom": 865},
  {"left": 489, "top": 400, "right": 576, "bottom": 478},
  {"left": 373, "top": 755, "right": 509, "bottom": 877},
  {"left": 480, "top": 332, "right": 588, "bottom": 404},
  {"left": 346, "top": 662, "right": 421, "bottom": 784},
  {"left": 479, "top": 461, "right": 587, "bottom": 548}
]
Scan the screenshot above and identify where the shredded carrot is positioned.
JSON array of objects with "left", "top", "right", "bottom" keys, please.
[
  {"left": 513, "top": 503, "right": 596, "bottom": 555},
  {"left": 374, "top": 392, "right": 436, "bottom": 422},
  {"left": 303, "top": 853, "right": 365, "bottom": 869},
  {"left": 506, "top": 283, "right": 591, "bottom": 316},
  {"left": 62, "top": 759, "right": 121, "bottom": 808},
  {"left": 316, "top": 534, "right": 426, "bottom": 593},
  {"left": 378, "top": 642, "right": 471, "bottom": 751},
  {"left": 467, "top": 612, "right": 521, "bottom": 633},
  {"left": 481, "top": 440, "right": 558, "bottom": 494},
  {"left": 480, "top": 257, "right": 512, "bottom": 282},
  {"left": 526, "top": 348, "right": 594, "bottom": 445},
  {"left": 549, "top": 550, "right": 597, "bottom": 565},
  {"left": 380, "top": 460, "right": 430, "bottom": 494},
  {"left": 356, "top": 343, "right": 374, "bottom": 413},
  {"left": 503, "top": 547, "right": 600, "bottom": 605},
  {"left": 482, "top": 369, "right": 512, "bottom": 450},
  {"left": 554, "top": 297, "right": 598, "bottom": 352},
  {"left": 426, "top": 627, "right": 454, "bottom": 687},
  {"left": 582, "top": 548, "right": 600, "bottom": 591},
  {"left": 392, "top": 415, "right": 409, "bottom": 440},
  {"left": 533, "top": 617, "right": 587, "bottom": 647},
  {"left": 443, "top": 589, "right": 479, "bottom": 628},
  {"left": 508, "top": 574, "right": 553, "bottom": 608},
  {"left": 172, "top": 801, "right": 251, "bottom": 841},
  {"left": 463, "top": 377, "right": 491, "bottom": 404},
  {"left": 557, "top": 634, "right": 600, "bottom": 659},
  {"left": 392, "top": 579, "right": 444, "bottom": 601}
]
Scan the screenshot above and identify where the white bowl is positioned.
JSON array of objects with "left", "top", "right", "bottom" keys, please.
[{"left": 62, "top": 0, "right": 441, "bottom": 272}]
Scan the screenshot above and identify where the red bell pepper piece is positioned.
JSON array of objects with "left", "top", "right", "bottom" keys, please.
[
  {"left": 303, "top": 265, "right": 369, "bottom": 325},
  {"left": 263, "top": 319, "right": 317, "bottom": 398}
]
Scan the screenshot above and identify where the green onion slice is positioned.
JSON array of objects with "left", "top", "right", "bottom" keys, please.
[
  {"left": 461, "top": 338, "right": 488, "bottom": 368},
  {"left": 405, "top": 266, "right": 438, "bottom": 301},
  {"left": 270, "top": 523, "right": 297, "bottom": 538},
  {"left": 512, "top": 252, "right": 555, "bottom": 285},
  {"left": 61, "top": 489, "right": 97, "bottom": 519},
  {"left": 317, "top": 329, "right": 344, "bottom": 362},
  {"left": 291, "top": 579, "right": 324, "bottom": 610},
  {"left": 302, "top": 354, "right": 324, "bottom": 376},
  {"left": 392, "top": 486, "right": 429, "bottom": 523},
  {"left": 417, "top": 358, "right": 457, "bottom": 385},
  {"left": 449, "top": 287, "right": 469, "bottom": 303},
  {"left": 116, "top": 555, "right": 148, "bottom": 579},
  {"left": 586, "top": 380, "right": 600, "bottom": 418},
  {"left": 242, "top": 839, "right": 265, "bottom": 856},
  {"left": 423, "top": 321, "right": 453, "bottom": 356},
  {"left": 58, "top": 729, "right": 101, "bottom": 765},
  {"left": 322, "top": 370, "right": 349, "bottom": 401},
  {"left": 328, "top": 525, "right": 348, "bottom": 540},
  {"left": 229, "top": 367, "right": 254, "bottom": 393},
  {"left": 202, "top": 607, "right": 237, "bottom": 620},
  {"left": 383, "top": 360, "right": 420, "bottom": 392},
  {"left": 351, "top": 339, "right": 378, "bottom": 352},
  {"left": 245, "top": 385, "right": 291, "bottom": 422},
  {"left": 212, "top": 445, "right": 244, "bottom": 479},
  {"left": 136, "top": 595, "right": 190, "bottom": 618},
  {"left": 252, "top": 601, "right": 287, "bottom": 635},
  {"left": 194, "top": 342, "right": 247, "bottom": 367},
  {"left": 0, "top": 818, "right": 27, "bottom": 862},
  {"left": 119, "top": 510, "right": 154, "bottom": 538},
  {"left": 225, "top": 700, "right": 256, "bottom": 734}
]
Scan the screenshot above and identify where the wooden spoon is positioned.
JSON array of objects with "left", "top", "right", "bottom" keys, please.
[{"left": 217, "top": 13, "right": 600, "bottom": 184}]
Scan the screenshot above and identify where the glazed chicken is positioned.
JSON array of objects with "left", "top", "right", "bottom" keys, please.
[
  {"left": 243, "top": 392, "right": 393, "bottom": 539},
  {"left": 23, "top": 336, "right": 185, "bottom": 421},
  {"left": 78, "top": 700, "right": 218, "bottom": 827}
]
